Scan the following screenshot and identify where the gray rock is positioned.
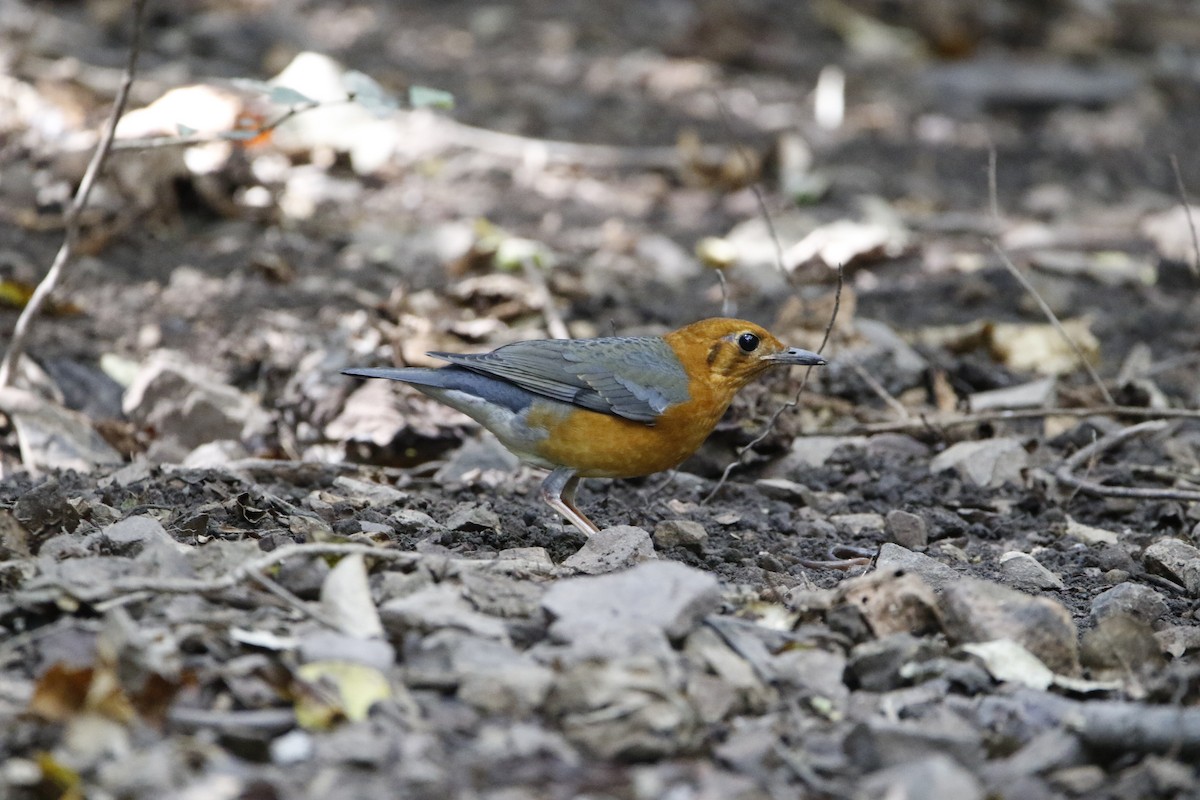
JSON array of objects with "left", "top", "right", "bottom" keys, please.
[
  {"left": 444, "top": 502, "right": 502, "bottom": 532},
  {"left": 847, "top": 633, "right": 944, "bottom": 692},
  {"left": 999, "top": 551, "right": 1065, "bottom": 591},
  {"left": 387, "top": 509, "right": 445, "bottom": 535},
  {"left": 765, "top": 434, "right": 867, "bottom": 474},
  {"left": 332, "top": 476, "right": 408, "bottom": 507},
  {"left": 941, "top": 578, "right": 1080, "bottom": 675},
  {"left": 404, "top": 630, "right": 552, "bottom": 715},
  {"left": 652, "top": 519, "right": 708, "bottom": 550},
  {"left": 460, "top": 570, "right": 545, "bottom": 618},
  {"left": 122, "top": 350, "right": 270, "bottom": 451},
  {"left": 380, "top": 583, "right": 509, "bottom": 641},
  {"left": 1089, "top": 582, "right": 1168, "bottom": 627},
  {"left": 876, "top": 543, "right": 961, "bottom": 592},
  {"left": 546, "top": 656, "right": 698, "bottom": 760},
  {"left": 541, "top": 560, "right": 720, "bottom": 657},
  {"left": 683, "top": 626, "right": 774, "bottom": 713},
  {"left": 847, "top": 711, "right": 986, "bottom": 771},
  {"left": 859, "top": 754, "right": 984, "bottom": 800},
  {"left": 968, "top": 377, "right": 1057, "bottom": 412},
  {"left": 983, "top": 728, "right": 1086, "bottom": 787},
  {"left": 98, "top": 515, "right": 177, "bottom": 551},
  {"left": 930, "top": 438, "right": 1029, "bottom": 488},
  {"left": 772, "top": 648, "right": 849, "bottom": 707},
  {"left": 1143, "top": 538, "right": 1200, "bottom": 594},
  {"left": 298, "top": 631, "right": 395, "bottom": 671},
  {"left": 1080, "top": 614, "right": 1163, "bottom": 673},
  {"left": 886, "top": 509, "right": 928, "bottom": 548},
  {"left": 753, "top": 477, "right": 810, "bottom": 502},
  {"left": 0, "top": 386, "right": 122, "bottom": 472},
  {"left": 496, "top": 546, "right": 556, "bottom": 573},
  {"left": 561, "top": 525, "right": 655, "bottom": 574},
  {"left": 433, "top": 435, "right": 520, "bottom": 483},
  {"left": 831, "top": 513, "right": 886, "bottom": 534}
]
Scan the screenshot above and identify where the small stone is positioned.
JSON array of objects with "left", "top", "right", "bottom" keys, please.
[
  {"left": 388, "top": 509, "right": 445, "bottom": 535},
  {"left": 1049, "top": 765, "right": 1106, "bottom": 794},
  {"left": 99, "top": 515, "right": 177, "bottom": 552},
  {"left": 846, "top": 633, "right": 944, "bottom": 692},
  {"left": 862, "top": 756, "right": 984, "bottom": 800},
  {"left": 652, "top": 519, "right": 708, "bottom": 550},
  {"left": 1156, "top": 625, "right": 1200, "bottom": 659},
  {"left": 940, "top": 578, "right": 1080, "bottom": 675},
  {"left": 332, "top": 476, "right": 409, "bottom": 506},
  {"left": 999, "top": 551, "right": 1065, "bottom": 591},
  {"left": 496, "top": 546, "right": 556, "bottom": 572},
  {"left": 1089, "top": 582, "right": 1168, "bottom": 627},
  {"left": 848, "top": 716, "right": 985, "bottom": 772},
  {"left": 831, "top": 512, "right": 885, "bottom": 534},
  {"left": 444, "top": 502, "right": 502, "bottom": 532},
  {"left": 298, "top": 631, "right": 395, "bottom": 671},
  {"left": 546, "top": 657, "right": 698, "bottom": 760},
  {"left": 1065, "top": 517, "right": 1119, "bottom": 546},
  {"left": 767, "top": 435, "right": 868, "bottom": 473},
  {"left": 380, "top": 583, "right": 509, "bottom": 641},
  {"left": 930, "top": 438, "right": 1029, "bottom": 487},
  {"left": 1143, "top": 538, "right": 1200, "bottom": 594},
  {"left": 1103, "top": 569, "right": 1131, "bottom": 584},
  {"left": 886, "top": 509, "right": 928, "bottom": 548},
  {"left": 876, "top": 543, "right": 961, "bottom": 592},
  {"left": 433, "top": 435, "right": 520, "bottom": 483},
  {"left": 542, "top": 560, "right": 720, "bottom": 657},
  {"left": 1080, "top": 614, "right": 1163, "bottom": 673},
  {"left": 562, "top": 525, "right": 655, "bottom": 574},
  {"left": 753, "top": 477, "right": 810, "bottom": 502}
]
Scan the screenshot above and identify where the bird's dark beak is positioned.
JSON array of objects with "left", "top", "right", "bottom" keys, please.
[{"left": 766, "top": 347, "right": 827, "bottom": 366}]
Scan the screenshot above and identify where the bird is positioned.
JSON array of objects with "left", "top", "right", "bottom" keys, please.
[{"left": 343, "top": 318, "right": 826, "bottom": 536}]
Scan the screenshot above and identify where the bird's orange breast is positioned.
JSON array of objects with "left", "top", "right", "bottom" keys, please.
[{"left": 526, "top": 385, "right": 731, "bottom": 479}]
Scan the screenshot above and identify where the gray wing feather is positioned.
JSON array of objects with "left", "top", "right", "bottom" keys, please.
[{"left": 430, "top": 336, "right": 690, "bottom": 423}]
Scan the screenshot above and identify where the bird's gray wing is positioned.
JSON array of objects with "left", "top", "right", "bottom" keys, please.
[{"left": 430, "top": 336, "right": 691, "bottom": 423}]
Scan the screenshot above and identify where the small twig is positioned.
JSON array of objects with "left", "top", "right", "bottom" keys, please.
[
  {"left": 987, "top": 145, "right": 1000, "bottom": 225},
  {"left": 850, "top": 363, "right": 909, "bottom": 419},
  {"left": 704, "top": 265, "right": 844, "bottom": 503},
  {"left": 523, "top": 259, "right": 570, "bottom": 339},
  {"left": 714, "top": 267, "right": 733, "bottom": 316},
  {"left": 0, "top": 0, "right": 148, "bottom": 387},
  {"left": 1055, "top": 420, "right": 1200, "bottom": 502},
  {"left": 989, "top": 241, "right": 1115, "bottom": 405},
  {"left": 1168, "top": 154, "right": 1200, "bottom": 276},
  {"left": 247, "top": 570, "right": 342, "bottom": 630}
]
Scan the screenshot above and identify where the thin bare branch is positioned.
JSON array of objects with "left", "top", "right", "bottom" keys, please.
[
  {"left": 704, "top": 265, "right": 844, "bottom": 503},
  {"left": 850, "top": 363, "right": 909, "bottom": 419},
  {"left": 1168, "top": 154, "right": 1200, "bottom": 276},
  {"left": 989, "top": 241, "right": 1115, "bottom": 405},
  {"left": 1055, "top": 420, "right": 1200, "bottom": 502},
  {"left": 0, "top": 0, "right": 149, "bottom": 387}
]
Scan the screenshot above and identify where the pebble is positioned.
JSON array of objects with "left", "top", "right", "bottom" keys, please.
[
  {"left": 886, "top": 509, "right": 928, "bottom": 548},
  {"left": 940, "top": 577, "right": 1080, "bottom": 675},
  {"left": 999, "top": 551, "right": 1065, "bottom": 591}
]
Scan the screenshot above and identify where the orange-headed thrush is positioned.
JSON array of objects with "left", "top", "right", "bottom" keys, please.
[{"left": 343, "top": 318, "right": 826, "bottom": 536}]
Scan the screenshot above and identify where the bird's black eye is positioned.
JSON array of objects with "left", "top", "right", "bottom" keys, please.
[{"left": 737, "top": 332, "right": 760, "bottom": 353}]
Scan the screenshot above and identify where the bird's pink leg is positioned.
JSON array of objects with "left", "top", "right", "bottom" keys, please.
[{"left": 541, "top": 467, "right": 600, "bottom": 536}]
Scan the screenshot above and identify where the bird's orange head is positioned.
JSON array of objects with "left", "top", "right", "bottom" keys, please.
[{"left": 664, "top": 317, "right": 825, "bottom": 401}]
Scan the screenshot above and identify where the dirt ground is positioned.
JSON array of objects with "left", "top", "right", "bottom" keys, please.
[{"left": 2, "top": 1, "right": 1200, "bottom": 798}]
